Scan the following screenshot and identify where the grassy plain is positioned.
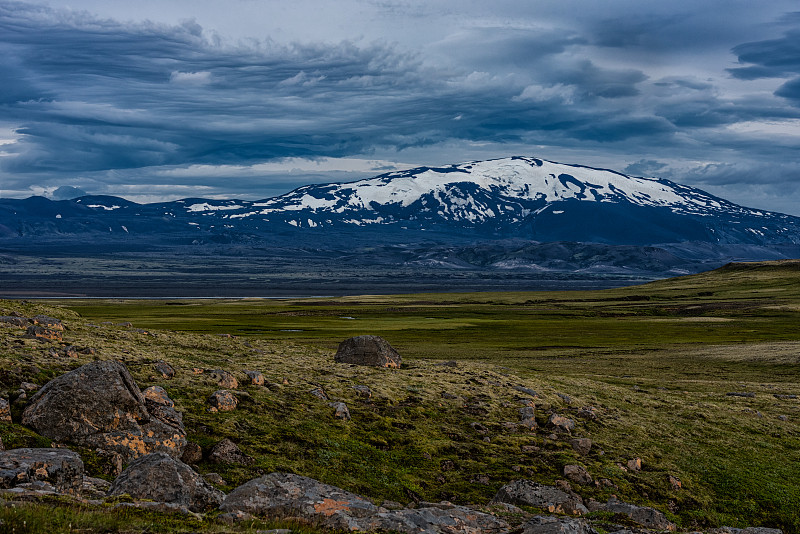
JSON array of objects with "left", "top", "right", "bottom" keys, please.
[{"left": 1, "top": 260, "right": 798, "bottom": 532}]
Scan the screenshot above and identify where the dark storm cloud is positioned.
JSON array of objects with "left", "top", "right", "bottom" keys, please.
[{"left": 1, "top": 0, "right": 800, "bottom": 215}]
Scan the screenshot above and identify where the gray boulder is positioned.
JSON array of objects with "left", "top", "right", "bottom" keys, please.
[
  {"left": 108, "top": 452, "right": 224, "bottom": 512},
  {"left": 334, "top": 335, "right": 401, "bottom": 368},
  {"left": 490, "top": 479, "right": 587, "bottom": 515},
  {"left": 0, "top": 448, "right": 84, "bottom": 495},
  {"left": 21, "top": 360, "right": 186, "bottom": 462},
  {"left": 220, "top": 472, "right": 380, "bottom": 530},
  {"left": 603, "top": 497, "right": 675, "bottom": 531},
  {"left": 522, "top": 515, "right": 598, "bottom": 534},
  {"left": 221, "top": 472, "right": 508, "bottom": 533}
]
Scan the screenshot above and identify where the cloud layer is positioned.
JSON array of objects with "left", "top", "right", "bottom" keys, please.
[{"left": 1, "top": 1, "right": 799, "bottom": 215}]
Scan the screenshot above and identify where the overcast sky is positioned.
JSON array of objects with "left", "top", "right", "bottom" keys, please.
[{"left": 1, "top": 0, "right": 799, "bottom": 215}]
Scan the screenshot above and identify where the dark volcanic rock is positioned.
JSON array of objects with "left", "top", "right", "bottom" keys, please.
[
  {"left": 334, "top": 335, "right": 402, "bottom": 368},
  {"left": 21, "top": 360, "right": 186, "bottom": 462},
  {"left": 108, "top": 452, "right": 224, "bottom": 512},
  {"left": 0, "top": 316, "right": 28, "bottom": 327},
  {"left": 0, "top": 448, "right": 84, "bottom": 495},
  {"left": 491, "top": 479, "right": 587, "bottom": 516}
]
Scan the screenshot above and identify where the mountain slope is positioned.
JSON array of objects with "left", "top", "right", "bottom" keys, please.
[{"left": 1, "top": 156, "right": 799, "bottom": 248}]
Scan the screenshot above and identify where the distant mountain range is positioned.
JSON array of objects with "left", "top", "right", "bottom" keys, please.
[{"left": 1, "top": 156, "right": 799, "bottom": 290}]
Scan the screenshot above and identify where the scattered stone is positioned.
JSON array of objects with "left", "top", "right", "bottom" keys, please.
[
  {"left": 440, "top": 459, "right": 456, "bottom": 471},
  {"left": 726, "top": 392, "right": 756, "bottom": 398},
  {"left": 31, "top": 315, "right": 63, "bottom": 330},
  {"left": 570, "top": 438, "right": 592, "bottom": 456},
  {"left": 334, "top": 335, "right": 402, "bottom": 368},
  {"left": 0, "top": 448, "right": 84, "bottom": 495},
  {"left": 181, "top": 442, "right": 203, "bottom": 465},
  {"left": 0, "top": 398, "right": 10, "bottom": 422},
  {"left": 669, "top": 475, "right": 682, "bottom": 490},
  {"left": 352, "top": 385, "right": 372, "bottom": 398},
  {"left": 210, "top": 369, "right": 239, "bottom": 389},
  {"left": 441, "top": 392, "right": 458, "bottom": 399},
  {"left": 774, "top": 394, "right": 797, "bottom": 400},
  {"left": 519, "top": 406, "right": 537, "bottom": 430},
  {"left": 0, "top": 316, "right": 28, "bottom": 327},
  {"left": 435, "top": 360, "right": 458, "bottom": 367},
  {"left": 514, "top": 385, "right": 538, "bottom": 397},
  {"left": 204, "top": 472, "right": 226, "bottom": 485},
  {"left": 25, "top": 325, "right": 62, "bottom": 342},
  {"left": 80, "top": 347, "right": 95, "bottom": 355},
  {"left": 243, "top": 370, "right": 265, "bottom": 386},
  {"left": 382, "top": 500, "right": 404, "bottom": 510},
  {"left": 603, "top": 497, "right": 675, "bottom": 531},
  {"left": 192, "top": 367, "right": 204, "bottom": 375},
  {"left": 556, "top": 393, "right": 573, "bottom": 404},
  {"left": 470, "top": 422, "right": 489, "bottom": 434},
  {"left": 0, "top": 437, "right": 4, "bottom": 451},
  {"left": 154, "top": 361, "right": 175, "bottom": 379},
  {"left": 330, "top": 401, "right": 351, "bottom": 421},
  {"left": 522, "top": 515, "right": 597, "bottom": 534},
  {"left": 21, "top": 360, "right": 186, "bottom": 462},
  {"left": 563, "top": 465, "right": 593, "bottom": 486},
  {"left": 778, "top": 415, "right": 789, "bottom": 421},
  {"left": 310, "top": 387, "right": 329, "bottom": 400},
  {"left": 576, "top": 406, "right": 599, "bottom": 421},
  {"left": 490, "top": 479, "right": 588, "bottom": 516},
  {"left": 521, "top": 445, "right": 540, "bottom": 454},
  {"left": 627, "top": 457, "right": 642, "bottom": 472},
  {"left": 109, "top": 452, "right": 224, "bottom": 512},
  {"left": 64, "top": 346, "right": 79, "bottom": 358},
  {"left": 548, "top": 414, "right": 575, "bottom": 433},
  {"left": 208, "top": 438, "right": 255, "bottom": 465},
  {"left": 143, "top": 386, "right": 183, "bottom": 429},
  {"left": 208, "top": 390, "right": 238, "bottom": 412}
]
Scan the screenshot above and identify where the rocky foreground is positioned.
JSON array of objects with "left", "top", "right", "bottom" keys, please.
[{"left": 0, "top": 305, "right": 787, "bottom": 533}]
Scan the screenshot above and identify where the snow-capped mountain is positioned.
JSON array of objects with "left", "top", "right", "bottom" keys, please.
[
  {"left": 2, "top": 156, "right": 800, "bottom": 247},
  {"left": 161, "top": 156, "right": 799, "bottom": 245}
]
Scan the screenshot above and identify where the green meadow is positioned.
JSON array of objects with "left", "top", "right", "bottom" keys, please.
[{"left": 1, "top": 260, "right": 798, "bottom": 532}]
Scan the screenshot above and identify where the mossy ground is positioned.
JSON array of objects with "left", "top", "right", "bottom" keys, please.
[{"left": 1, "top": 260, "right": 799, "bottom": 532}]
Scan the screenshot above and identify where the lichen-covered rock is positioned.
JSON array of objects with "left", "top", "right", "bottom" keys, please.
[
  {"left": 25, "top": 325, "right": 62, "bottom": 342},
  {"left": 602, "top": 497, "right": 675, "bottom": 531},
  {"left": 154, "top": 361, "right": 175, "bottom": 379},
  {"left": 210, "top": 369, "right": 238, "bottom": 389},
  {"left": 221, "top": 472, "right": 380, "bottom": 529},
  {"left": 181, "top": 442, "right": 203, "bottom": 465},
  {"left": 0, "top": 397, "right": 11, "bottom": 422},
  {"left": 519, "top": 406, "right": 537, "bottom": 430},
  {"left": 522, "top": 515, "right": 598, "bottom": 534},
  {"left": 548, "top": 414, "right": 575, "bottom": 433},
  {"left": 108, "top": 452, "right": 224, "bottom": 512},
  {"left": 334, "top": 335, "right": 401, "bottom": 368},
  {"left": 570, "top": 438, "right": 592, "bottom": 456},
  {"left": 142, "top": 386, "right": 183, "bottom": 429},
  {"left": 31, "top": 315, "right": 63, "bottom": 329},
  {"left": 361, "top": 504, "right": 510, "bottom": 534},
  {"left": 330, "top": 401, "right": 351, "bottom": 421},
  {"left": 21, "top": 360, "right": 186, "bottom": 462},
  {"left": 0, "top": 448, "right": 84, "bottom": 495},
  {"left": 563, "top": 465, "right": 592, "bottom": 486},
  {"left": 221, "top": 473, "right": 508, "bottom": 533},
  {"left": 490, "top": 479, "right": 588, "bottom": 516},
  {"left": 208, "top": 390, "right": 238, "bottom": 412},
  {"left": 208, "top": 438, "right": 254, "bottom": 465},
  {"left": 244, "top": 370, "right": 265, "bottom": 386}
]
